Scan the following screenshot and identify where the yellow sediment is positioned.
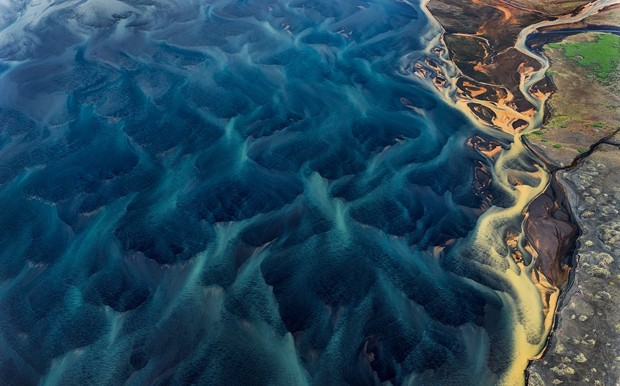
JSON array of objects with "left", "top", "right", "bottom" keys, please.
[{"left": 405, "top": 0, "right": 619, "bottom": 383}]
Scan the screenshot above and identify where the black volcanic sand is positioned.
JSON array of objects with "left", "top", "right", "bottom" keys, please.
[
  {"left": 427, "top": 1, "right": 619, "bottom": 385},
  {"left": 527, "top": 143, "right": 620, "bottom": 386}
]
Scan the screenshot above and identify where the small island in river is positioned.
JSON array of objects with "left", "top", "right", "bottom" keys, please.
[{"left": 426, "top": 0, "right": 619, "bottom": 384}]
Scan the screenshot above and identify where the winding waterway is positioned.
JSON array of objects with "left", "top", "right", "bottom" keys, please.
[
  {"left": 418, "top": 0, "right": 620, "bottom": 382},
  {"left": 0, "top": 0, "right": 616, "bottom": 384}
]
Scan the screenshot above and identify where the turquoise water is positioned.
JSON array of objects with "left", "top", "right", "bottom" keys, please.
[{"left": 0, "top": 1, "right": 525, "bottom": 384}]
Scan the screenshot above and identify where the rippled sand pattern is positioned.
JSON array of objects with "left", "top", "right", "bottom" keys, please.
[{"left": 0, "top": 1, "right": 554, "bottom": 384}]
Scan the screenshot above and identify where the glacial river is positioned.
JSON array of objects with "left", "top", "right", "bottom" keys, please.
[{"left": 0, "top": 0, "right": 612, "bottom": 384}]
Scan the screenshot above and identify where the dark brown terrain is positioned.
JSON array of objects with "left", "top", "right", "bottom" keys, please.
[{"left": 427, "top": 0, "right": 620, "bottom": 384}]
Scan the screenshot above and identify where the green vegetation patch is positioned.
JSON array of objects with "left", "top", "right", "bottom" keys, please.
[
  {"left": 560, "top": 1, "right": 589, "bottom": 10},
  {"left": 547, "top": 115, "right": 570, "bottom": 129},
  {"left": 548, "top": 33, "right": 620, "bottom": 81}
]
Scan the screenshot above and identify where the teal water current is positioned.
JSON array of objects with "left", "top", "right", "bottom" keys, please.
[{"left": 0, "top": 0, "right": 601, "bottom": 384}]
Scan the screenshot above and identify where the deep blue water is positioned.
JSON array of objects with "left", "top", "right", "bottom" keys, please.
[{"left": 0, "top": 1, "right": 525, "bottom": 384}]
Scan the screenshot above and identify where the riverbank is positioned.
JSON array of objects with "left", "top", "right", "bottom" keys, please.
[
  {"left": 525, "top": 30, "right": 620, "bottom": 386},
  {"left": 526, "top": 137, "right": 620, "bottom": 386},
  {"left": 426, "top": 0, "right": 619, "bottom": 384}
]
